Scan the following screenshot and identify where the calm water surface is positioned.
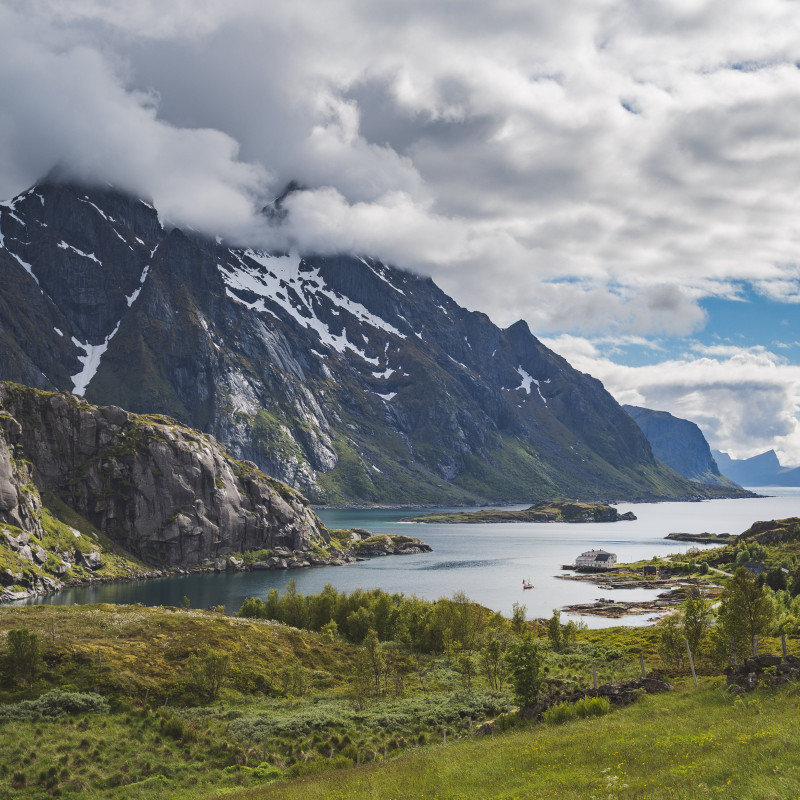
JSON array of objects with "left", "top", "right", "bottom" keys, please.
[{"left": 12, "top": 488, "right": 800, "bottom": 628}]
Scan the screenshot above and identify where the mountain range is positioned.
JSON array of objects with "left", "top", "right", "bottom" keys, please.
[
  {"left": 0, "top": 179, "right": 745, "bottom": 505},
  {"left": 712, "top": 450, "right": 800, "bottom": 487}
]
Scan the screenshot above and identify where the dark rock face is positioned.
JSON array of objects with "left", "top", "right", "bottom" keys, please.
[
  {"left": 0, "top": 383, "right": 328, "bottom": 568},
  {"left": 0, "top": 180, "right": 727, "bottom": 504},
  {"left": 624, "top": 405, "right": 740, "bottom": 489}
]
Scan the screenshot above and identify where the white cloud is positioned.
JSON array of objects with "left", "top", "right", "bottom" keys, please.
[
  {"left": 2, "top": 0, "right": 800, "bottom": 461},
  {"left": 1, "top": 0, "right": 800, "bottom": 323},
  {"left": 544, "top": 335, "right": 800, "bottom": 466}
]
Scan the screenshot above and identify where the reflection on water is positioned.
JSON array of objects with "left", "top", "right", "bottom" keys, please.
[
  {"left": 421, "top": 559, "right": 507, "bottom": 570},
  {"left": 8, "top": 488, "right": 800, "bottom": 628}
]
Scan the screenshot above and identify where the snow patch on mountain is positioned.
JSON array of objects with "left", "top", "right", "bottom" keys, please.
[
  {"left": 219, "top": 251, "right": 399, "bottom": 364},
  {"left": 515, "top": 366, "right": 548, "bottom": 405},
  {"left": 71, "top": 324, "right": 121, "bottom": 396},
  {"left": 58, "top": 241, "right": 102, "bottom": 264},
  {"left": 8, "top": 251, "right": 39, "bottom": 286},
  {"left": 125, "top": 266, "right": 150, "bottom": 307},
  {"left": 358, "top": 256, "right": 406, "bottom": 295},
  {"left": 79, "top": 196, "right": 111, "bottom": 221}
]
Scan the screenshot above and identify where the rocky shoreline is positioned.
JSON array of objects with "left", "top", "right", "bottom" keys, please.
[
  {"left": 1, "top": 532, "right": 431, "bottom": 604},
  {"left": 557, "top": 571, "right": 722, "bottom": 618}
]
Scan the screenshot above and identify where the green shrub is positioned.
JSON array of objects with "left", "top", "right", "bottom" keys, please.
[
  {"left": 0, "top": 691, "right": 110, "bottom": 721},
  {"left": 543, "top": 701, "right": 577, "bottom": 725},
  {"left": 544, "top": 695, "right": 610, "bottom": 725},
  {"left": 574, "top": 694, "right": 610, "bottom": 718}
]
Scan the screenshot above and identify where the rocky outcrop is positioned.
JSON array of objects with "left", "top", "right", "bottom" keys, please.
[
  {"left": 476, "top": 677, "right": 672, "bottom": 732},
  {"left": 404, "top": 501, "right": 636, "bottom": 524},
  {"left": 0, "top": 180, "right": 742, "bottom": 506},
  {"left": 0, "top": 383, "right": 328, "bottom": 571},
  {"left": 624, "top": 405, "right": 741, "bottom": 489},
  {"left": 726, "top": 653, "right": 800, "bottom": 692}
]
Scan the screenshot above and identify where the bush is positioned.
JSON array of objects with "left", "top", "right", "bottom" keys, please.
[
  {"left": 543, "top": 695, "right": 609, "bottom": 725},
  {"left": 543, "top": 701, "right": 577, "bottom": 725},
  {"left": 6, "top": 628, "right": 40, "bottom": 688},
  {"left": 574, "top": 694, "right": 610, "bottom": 718},
  {"left": 0, "top": 691, "right": 110, "bottom": 721}
]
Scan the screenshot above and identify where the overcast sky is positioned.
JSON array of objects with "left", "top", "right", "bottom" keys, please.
[{"left": 2, "top": 0, "right": 799, "bottom": 465}]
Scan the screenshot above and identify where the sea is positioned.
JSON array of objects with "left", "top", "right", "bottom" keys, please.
[{"left": 10, "top": 488, "right": 800, "bottom": 628}]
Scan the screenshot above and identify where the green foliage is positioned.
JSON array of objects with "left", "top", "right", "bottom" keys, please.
[
  {"left": 187, "top": 648, "right": 230, "bottom": 701},
  {"left": 717, "top": 567, "right": 775, "bottom": 653},
  {"left": 573, "top": 694, "right": 610, "bottom": 718},
  {"left": 510, "top": 602, "right": 526, "bottom": 635},
  {"left": 6, "top": 628, "right": 40, "bottom": 688},
  {"left": 237, "top": 584, "right": 498, "bottom": 654},
  {"left": 682, "top": 587, "right": 712, "bottom": 655},
  {"left": 547, "top": 609, "right": 563, "bottom": 651},
  {"left": 505, "top": 634, "right": 544, "bottom": 708},
  {"left": 478, "top": 630, "right": 508, "bottom": 691},
  {"left": 0, "top": 690, "right": 109, "bottom": 721},
  {"left": 543, "top": 694, "right": 610, "bottom": 726},
  {"left": 542, "top": 700, "right": 576, "bottom": 725},
  {"left": 658, "top": 614, "right": 685, "bottom": 668}
]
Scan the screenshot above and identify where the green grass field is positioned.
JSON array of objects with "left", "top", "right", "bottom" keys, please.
[
  {"left": 0, "top": 578, "right": 798, "bottom": 799},
  {"left": 224, "top": 679, "right": 800, "bottom": 800}
]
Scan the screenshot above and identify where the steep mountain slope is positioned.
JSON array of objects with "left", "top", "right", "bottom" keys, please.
[
  {"left": 0, "top": 180, "right": 733, "bottom": 504},
  {"left": 623, "top": 405, "right": 741, "bottom": 489},
  {"left": 0, "top": 381, "right": 331, "bottom": 580},
  {"left": 713, "top": 449, "right": 800, "bottom": 487}
]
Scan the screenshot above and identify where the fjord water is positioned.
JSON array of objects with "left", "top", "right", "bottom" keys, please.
[{"left": 15, "top": 489, "right": 800, "bottom": 627}]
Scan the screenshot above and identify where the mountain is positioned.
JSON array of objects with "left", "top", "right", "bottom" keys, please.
[
  {"left": 713, "top": 449, "right": 800, "bottom": 487},
  {"left": 0, "top": 179, "right": 741, "bottom": 505},
  {"left": 623, "top": 405, "right": 741, "bottom": 489}
]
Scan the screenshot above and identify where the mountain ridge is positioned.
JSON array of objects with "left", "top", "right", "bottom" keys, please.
[
  {"left": 0, "top": 179, "right": 746, "bottom": 505},
  {"left": 623, "top": 405, "right": 741, "bottom": 489},
  {"left": 713, "top": 449, "right": 800, "bottom": 487}
]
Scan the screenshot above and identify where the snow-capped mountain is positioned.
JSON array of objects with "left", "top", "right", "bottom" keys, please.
[{"left": 0, "top": 180, "right": 731, "bottom": 504}]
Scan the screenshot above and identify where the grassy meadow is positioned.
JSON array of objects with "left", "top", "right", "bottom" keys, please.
[
  {"left": 236, "top": 679, "right": 800, "bottom": 800},
  {"left": 2, "top": 516, "right": 800, "bottom": 800}
]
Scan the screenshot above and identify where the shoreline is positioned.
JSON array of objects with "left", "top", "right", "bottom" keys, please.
[{"left": 1, "top": 536, "right": 432, "bottom": 605}]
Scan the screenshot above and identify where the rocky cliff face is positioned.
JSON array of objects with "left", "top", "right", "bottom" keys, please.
[
  {"left": 0, "top": 180, "right": 735, "bottom": 504},
  {"left": 0, "top": 383, "right": 331, "bottom": 582},
  {"left": 624, "top": 405, "right": 741, "bottom": 489}
]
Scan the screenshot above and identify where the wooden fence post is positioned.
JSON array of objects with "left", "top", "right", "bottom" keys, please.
[
  {"left": 639, "top": 653, "right": 646, "bottom": 679},
  {"left": 752, "top": 635, "right": 758, "bottom": 657},
  {"left": 781, "top": 633, "right": 788, "bottom": 660},
  {"left": 684, "top": 639, "right": 698, "bottom": 688}
]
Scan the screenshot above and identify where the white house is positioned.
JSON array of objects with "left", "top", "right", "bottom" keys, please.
[{"left": 575, "top": 549, "right": 617, "bottom": 570}]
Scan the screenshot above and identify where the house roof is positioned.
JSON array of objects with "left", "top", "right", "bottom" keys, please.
[{"left": 578, "top": 549, "right": 614, "bottom": 559}]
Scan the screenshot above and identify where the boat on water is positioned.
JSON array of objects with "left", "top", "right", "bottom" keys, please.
[{"left": 522, "top": 579, "right": 534, "bottom": 589}]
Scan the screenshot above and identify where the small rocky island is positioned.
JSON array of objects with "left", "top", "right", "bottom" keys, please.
[
  {"left": 664, "top": 532, "right": 736, "bottom": 543},
  {"left": 403, "top": 500, "right": 636, "bottom": 524}
]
